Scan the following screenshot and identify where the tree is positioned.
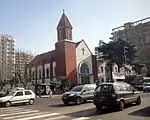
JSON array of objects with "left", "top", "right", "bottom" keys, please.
[
  {"left": 95, "top": 39, "right": 136, "bottom": 82},
  {"left": 14, "top": 50, "right": 34, "bottom": 89}
]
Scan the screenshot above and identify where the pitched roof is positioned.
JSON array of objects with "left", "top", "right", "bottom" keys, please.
[
  {"left": 76, "top": 40, "right": 82, "bottom": 47},
  {"left": 30, "top": 50, "right": 55, "bottom": 65},
  {"left": 57, "top": 13, "right": 73, "bottom": 29}
]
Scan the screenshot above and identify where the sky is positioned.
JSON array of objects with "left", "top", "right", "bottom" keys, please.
[{"left": 0, "top": 0, "right": 150, "bottom": 55}]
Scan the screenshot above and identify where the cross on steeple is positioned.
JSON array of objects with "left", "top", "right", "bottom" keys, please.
[
  {"left": 63, "top": 9, "right": 65, "bottom": 13},
  {"left": 81, "top": 48, "right": 85, "bottom": 55}
]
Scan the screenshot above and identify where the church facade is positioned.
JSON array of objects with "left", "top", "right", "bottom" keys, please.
[{"left": 27, "top": 12, "right": 98, "bottom": 86}]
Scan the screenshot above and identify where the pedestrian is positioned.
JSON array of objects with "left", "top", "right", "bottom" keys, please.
[
  {"left": 37, "top": 87, "right": 41, "bottom": 98},
  {"left": 49, "top": 88, "right": 53, "bottom": 98}
]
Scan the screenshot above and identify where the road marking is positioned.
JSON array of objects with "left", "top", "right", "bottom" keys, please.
[
  {"left": 1, "top": 109, "right": 32, "bottom": 113},
  {"left": 4, "top": 112, "right": 50, "bottom": 119},
  {"left": 15, "top": 113, "right": 60, "bottom": 120},
  {"left": 44, "top": 116, "right": 68, "bottom": 120},
  {"left": 0, "top": 110, "right": 39, "bottom": 117},
  {"left": 72, "top": 117, "right": 91, "bottom": 120},
  {"left": 0, "top": 107, "right": 19, "bottom": 110},
  {"left": 0, "top": 107, "right": 24, "bottom": 111}
]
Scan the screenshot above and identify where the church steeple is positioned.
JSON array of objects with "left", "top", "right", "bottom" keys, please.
[{"left": 57, "top": 10, "right": 73, "bottom": 41}]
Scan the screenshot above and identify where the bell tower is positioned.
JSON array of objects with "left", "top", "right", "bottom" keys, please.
[
  {"left": 57, "top": 9, "right": 73, "bottom": 41},
  {"left": 55, "top": 10, "right": 77, "bottom": 85}
]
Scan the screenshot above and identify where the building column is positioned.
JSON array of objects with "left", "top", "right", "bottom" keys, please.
[
  {"left": 50, "top": 61, "right": 53, "bottom": 82},
  {"left": 35, "top": 64, "right": 38, "bottom": 85},
  {"left": 42, "top": 60, "right": 45, "bottom": 84}
]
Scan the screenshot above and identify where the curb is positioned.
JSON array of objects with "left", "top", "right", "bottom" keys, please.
[{"left": 36, "top": 94, "right": 62, "bottom": 98}]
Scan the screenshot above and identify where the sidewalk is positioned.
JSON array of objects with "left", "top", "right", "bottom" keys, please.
[{"left": 36, "top": 94, "right": 62, "bottom": 98}]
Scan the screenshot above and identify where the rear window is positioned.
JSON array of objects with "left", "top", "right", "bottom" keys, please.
[
  {"left": 71, "top": 86, "right": 83, "bottom": 92},
  {"left": 25, "top": 91, "right": 32, "bottom": 95},
  {"left": 95, "top": 84, "right": 114, "bottom": 92},
  {"left": 114, "top": 85, "right": 122, "bottom": 91}
]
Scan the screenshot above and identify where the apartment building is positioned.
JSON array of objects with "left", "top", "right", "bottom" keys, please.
[
  {"left": 15, "top": 49, "right": 34, "bottom": 78},
  {"left": 110, "top": 17, "right": 150, "bottom": 63},
  {"left": 0, "top": 34, "right": 15, "bottom": 81}
]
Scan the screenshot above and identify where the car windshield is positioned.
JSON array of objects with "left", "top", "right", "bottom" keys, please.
[
  {"left": 71, "top": 86, "right": 83, "bottom": 92},
  {"left": 7, "top": 92, "right": 15, "bottom": 96},
  {"left": 95, "top": 84, "right": 114, "bottom": 92}
]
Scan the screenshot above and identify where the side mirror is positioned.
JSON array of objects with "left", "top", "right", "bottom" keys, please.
[
  {"left": 133, "top": 88, "right": 136, "bottom": 93},
  {"left": 82, "top": 90, "right": 86, "bottom": 93}
]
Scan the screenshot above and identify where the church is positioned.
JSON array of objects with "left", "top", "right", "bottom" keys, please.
[{"left": 27, "top": 11, "right": 98, "bottom": 86}]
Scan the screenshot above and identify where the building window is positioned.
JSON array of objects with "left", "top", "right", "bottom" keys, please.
[
  {"left": 115, "top": 67, "right": 118, "bottom": 72},
  {"left": 68, "top": 29, "right": 72, "bottom": 40},
  {"left": 46, "top": 68, "right": 49, "bottom": 78},
  {"left": 58, "top": 30, "right": 63, "bottom": 40},
  {"left": 32, "top": 71, "right": 35, "bottom": 79},
  {"left": 101, "top": 66, "right": 104, "bottom": 73},
  {"left": 80, "top": 63, "right": 89, "bottom": 74}
]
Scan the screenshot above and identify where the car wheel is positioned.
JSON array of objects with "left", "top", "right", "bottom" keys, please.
[
  {"left": 29, "top": 99, "right": 34, "bottom": 105},
  {"left": 76, "top": 97, "right": 81, "bottom": 105},
  {"left": 96, "top": 105, "right": 102, "bottom": 111},
  {"left": 119, "top": 100, "right": 124, "bottom": 111},
  {"left": 5, "top": 101, "right": 11, "bottom": 107},
  {"left": 63, "top": 101, "right": 68, "bottom": 105},
  {"left": 83, "top": 100, "right": 87, "bottom": 103},
  {"left": 136, "top": 97, "right": 141, "bottom": 105}
]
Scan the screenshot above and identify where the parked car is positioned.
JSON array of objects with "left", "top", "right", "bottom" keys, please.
[
  {"left": 62, "top": 84, "right": 96, "bottom": 105},
  {"left": 0, "top": 89, "right": 36, "bottom": 107},
  {"left": 93, "top": 82, "right": 141, "bottom": 111},
  {"left": 143, "top": 83, "right": 150, "bottom": 92}
]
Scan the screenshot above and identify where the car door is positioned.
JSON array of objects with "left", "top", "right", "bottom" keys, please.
[
  {"left": 11, "top": 91, "right": 24, "bottom": 104},
  {"left": 121, "top": 83, "right": 131, "bottom": 104},
  {"left": 128, "top": 84, "right": 138, "bottom": 102},
  {"left": 81, "top": 86, "right": 90, "bottom": 100},
  {"left": 88, "top": 86, "right": 95, "bottom": 100},
  {"left": 24, "top": 90, "right": 32, "bottom": 102}
]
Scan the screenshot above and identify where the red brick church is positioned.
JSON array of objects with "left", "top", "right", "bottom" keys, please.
[{"left": 27, "top": 11, "right": 97, "bottom": 86}]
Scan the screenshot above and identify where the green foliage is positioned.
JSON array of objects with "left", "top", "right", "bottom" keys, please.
[
  {"left": 95, "top": 39, "right": 137, "bottom": 66},
  {"left": 95, "top": 39, "right": 137, "bottom": 81},
  {"left": 58, "top": 76, "right": 71, "bottom": 89}
]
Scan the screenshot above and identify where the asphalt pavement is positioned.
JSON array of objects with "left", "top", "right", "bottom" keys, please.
[{"left": 0, "top": 92, "right": 150, "bottom": 120}]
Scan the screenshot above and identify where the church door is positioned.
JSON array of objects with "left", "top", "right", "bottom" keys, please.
[
  {"left": 81, "top": 76, "right": 90, "bottom": 84},
  {"left": 79, "top": 63, "right": 90, "bottom": 84}
]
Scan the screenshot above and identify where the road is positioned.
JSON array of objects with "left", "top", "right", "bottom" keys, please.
[{"left": 0, "top": 92, "right": 150, "bottom": 120}]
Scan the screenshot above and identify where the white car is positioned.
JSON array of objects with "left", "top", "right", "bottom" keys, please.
[{"left": 0, "top": 90, "right": 36, "bottom": 107}]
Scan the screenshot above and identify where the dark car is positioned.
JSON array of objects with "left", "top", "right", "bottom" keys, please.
[
  {"left": 143, "top": 83, "right": 150, "bottom": 92},
  {"left": 62, "top": 84, "right": 96, "bottom": 105},
  {"left": 93, "top": 82, "right": 141, "bottom": 111}
]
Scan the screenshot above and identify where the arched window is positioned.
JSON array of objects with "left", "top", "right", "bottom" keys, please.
[
  {"left": 46, "top": 68, "right": 49, "bottom": 78},
  {"left": 39, "top": 69, "right": 41, "bottom": 79},
  {"left": 80, "top": 63, "right": 89, "bottom": 74}
]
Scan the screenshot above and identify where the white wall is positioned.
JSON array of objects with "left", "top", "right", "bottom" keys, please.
[
  {"left": 44, "top": 63, "right": 50, "bottom": 78},
  {"left": 37, "top": 65, "right": 42, "bottom": 79},
  {"left": 76, "top": 40, "right": 93, "bottom": 84},
  {"left": 31, "top": 67, "right": 35, "bottom": 80},
  {"left": 52, "top": 62, "right": 56, "bottom": 77}
]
